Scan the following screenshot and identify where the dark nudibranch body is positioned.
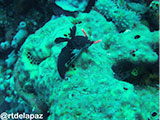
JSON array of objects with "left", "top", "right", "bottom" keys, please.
[{"left": 55, "top": 26, "right": 101, "bottom": 79}]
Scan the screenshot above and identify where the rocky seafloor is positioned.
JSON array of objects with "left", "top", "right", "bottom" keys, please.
[{"left": 0, "top": 0, "right": 159, "bottom": 120}]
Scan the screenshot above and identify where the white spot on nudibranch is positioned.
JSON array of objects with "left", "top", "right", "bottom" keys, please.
[{"left": 65, "top": 49, "right": 82, "bottom": 67}]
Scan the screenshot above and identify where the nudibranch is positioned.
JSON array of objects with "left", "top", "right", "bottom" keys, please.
[{"left": 55, "top": 26, "right": 101, "bottom": 79}]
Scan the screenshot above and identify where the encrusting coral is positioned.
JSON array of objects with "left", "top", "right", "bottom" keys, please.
[
  {"left": 12, "top": 9, "right": 159, "bottom": 120},
  {"left": 0, "top": 0, "right": 158, "bottom": 119},
  {"left": 94, "top": 0, "right": 140, "bottom": 31}
]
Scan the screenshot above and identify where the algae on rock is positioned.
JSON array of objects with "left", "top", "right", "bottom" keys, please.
[{"left": 13, "top": 10, "right": 159, "bottom": 120}]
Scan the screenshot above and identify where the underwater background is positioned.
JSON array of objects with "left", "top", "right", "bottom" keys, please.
[{"left": 0, "top": 0, "right": 159, "bottom": 120}]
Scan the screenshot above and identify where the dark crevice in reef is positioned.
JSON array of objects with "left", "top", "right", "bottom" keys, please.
[
  {"left": 112, "top": 60, "right": 159, "bottom": 87},
  {"left": 52, "top": 0, "right": 98, "bottom": 17},
  {"left": 51, "top": 1, "right": 78, "bottom": 17},
  {"left": 143, "top": 11, "right": 159, "bottom": 32},
  {"left": 83, "top": 0, "right": 97, "bottom": 13}
]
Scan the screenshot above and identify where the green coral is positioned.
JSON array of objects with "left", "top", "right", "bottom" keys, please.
[
  {"left": 107, "top": 24, "right": 159, "bottom": 63},
  {"left": 12, "top": 10, "right": 159, "bottom": 120},
  {"left": 95, "top": 0, "right": 140, "bottom": 31}
]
